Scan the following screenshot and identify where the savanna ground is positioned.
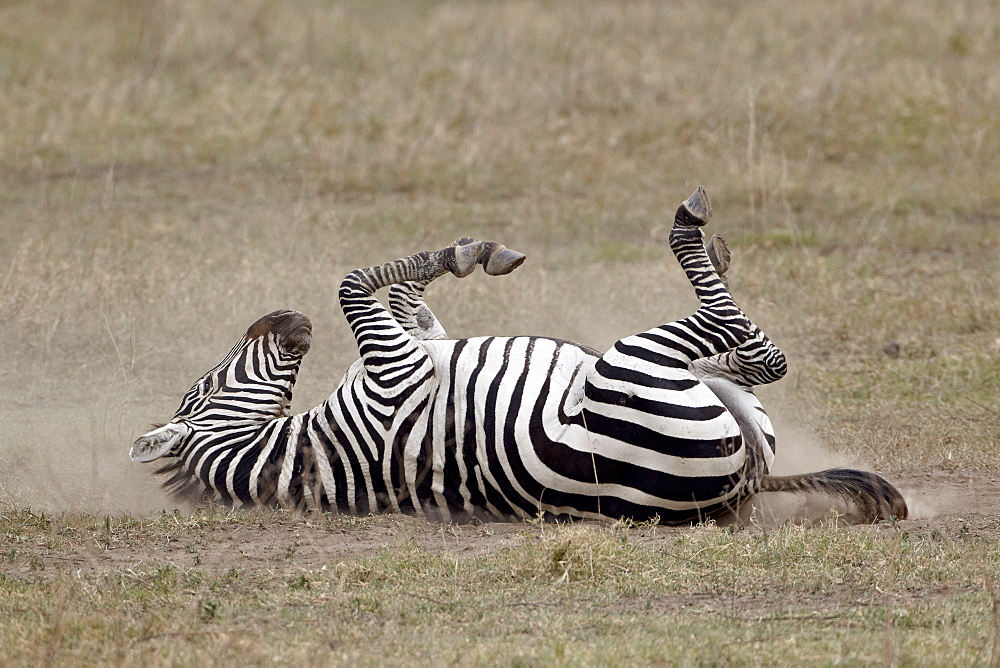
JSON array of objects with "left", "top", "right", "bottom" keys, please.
[{"left": 0, "top": 1, "right": 998, "bottom": 665}]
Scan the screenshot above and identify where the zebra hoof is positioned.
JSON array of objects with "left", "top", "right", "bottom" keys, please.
[
  {"left": 450, "top": 242, "right": 485, "bottom": 278},
  {"left": 481, "top": 242, "right": 526, "bottom": 276},
  {"left": 706, "top": 234, "right": 731, "bottom": 277},
  {"left": 675, "top": 186, "right": 713, "bottom": 227}
]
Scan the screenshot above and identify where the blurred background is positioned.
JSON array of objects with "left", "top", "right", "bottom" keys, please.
[{"left": 1, "top": 1, "right": 997, "bottom": 513}]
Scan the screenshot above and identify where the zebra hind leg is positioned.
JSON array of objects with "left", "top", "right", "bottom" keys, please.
[
  {"left": 665, "top": 187, "right": 753, "bottom": 358},
  {"left": 693, "top": 233, "right": 788, "bottom": 387}
]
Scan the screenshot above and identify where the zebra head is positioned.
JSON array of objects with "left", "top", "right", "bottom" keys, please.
[{"left": 129, "top": 310, "right": 312, "bottom": 463}]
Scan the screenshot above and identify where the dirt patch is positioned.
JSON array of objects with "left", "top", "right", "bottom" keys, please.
[
  {"left": 0, "top": 511, "right": 537, "bottom": 579},
  {"left": 893, "top": 469, "right": 1000, "bottom": 520},
  {"left": 2, "top": 470, "right": 996, "bottom": 580}
]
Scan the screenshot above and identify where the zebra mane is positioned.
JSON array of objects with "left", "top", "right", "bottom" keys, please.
[{"left": 154, "top": 458, "right": 218, "bottom": 505}]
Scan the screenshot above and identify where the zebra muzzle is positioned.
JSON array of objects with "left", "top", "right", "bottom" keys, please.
[{"left": 283, "top": 325, "right": 312, "bottom": 356}]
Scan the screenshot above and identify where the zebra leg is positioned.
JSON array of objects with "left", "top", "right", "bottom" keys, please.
[
  {"left": 596, "top": 189, "right": 752, "bottom": 376},
  {"left": 388, "top": 281, "right": 449, "bottom": 341},
  {"left": 386, "top": 237, "right": 516, "bottom": 341},
  {"left": 336, "top": 240, "right": 522, "bottom": 519},
  {"left": 340, "top": 240, "right": 525, "bottom": 375},
  {"left": 660, "top": 187, "right": 753, "bottom": 361},
  {"left": 692, "top": 234, "right": 788, "bottom": 387}
]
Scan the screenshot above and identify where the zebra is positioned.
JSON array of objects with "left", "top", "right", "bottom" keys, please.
[{"left": 130, "top": 187, "right": 908, "bottom": 524}]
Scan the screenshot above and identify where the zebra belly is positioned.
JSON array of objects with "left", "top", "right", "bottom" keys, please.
[
  {"left": 424, "top": 336, "right": 749, "bottom": 524},
  {"left": 701, "top": 376, "right": 776, "bottom": 479}
]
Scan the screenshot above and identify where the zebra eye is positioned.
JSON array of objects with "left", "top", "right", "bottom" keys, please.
[{"left": 201, "top": 377, "right": 212, "bottom": 394}]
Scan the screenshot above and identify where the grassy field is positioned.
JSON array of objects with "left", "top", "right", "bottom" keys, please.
[
  {"left": 1, "top": 1, "right": 998, "bottom": 664},
  {"left": 1, "top": 506, "right": 998, "bottom": 665}
]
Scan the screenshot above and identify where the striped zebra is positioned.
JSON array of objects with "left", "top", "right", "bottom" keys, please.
[{"left": 130, "top": 187, "right": 907, "bottom": 524}]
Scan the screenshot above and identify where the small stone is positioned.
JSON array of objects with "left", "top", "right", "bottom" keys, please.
[{"left": 882, "top": 341, "right": 901, "bottom": 358}]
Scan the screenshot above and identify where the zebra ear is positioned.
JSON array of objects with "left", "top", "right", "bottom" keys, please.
[{"left": 130, "top": 422, "right": 190, "bottom": 463}]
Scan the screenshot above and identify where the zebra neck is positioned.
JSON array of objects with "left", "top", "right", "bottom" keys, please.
[{"left": 172, "top": 414, "right": 305, "bottom": 508}]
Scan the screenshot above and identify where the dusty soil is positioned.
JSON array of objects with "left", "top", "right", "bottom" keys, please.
[{"left": 3, "top": 470, "right": 996, "bottom": 580}]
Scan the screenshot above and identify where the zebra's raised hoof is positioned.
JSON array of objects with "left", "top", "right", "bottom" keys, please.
[
  {"left": 706, "top": 234, "right": 731, "bottom": 287},
  {"left": 675, "top": 186, "right": 713, "bottom": 228},
  {"left": 449, "top": 239, "right": 526, "bottom": 277},
  {"left": 480, "top": 241, "right": 526, "bottom": 276},
  {"left": 450, "top": 241, "right": 486, "bottom": 278}
]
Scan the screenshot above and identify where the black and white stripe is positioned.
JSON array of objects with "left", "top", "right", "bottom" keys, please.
[{"left": 131, "top": 188, "right": 907, "bottom": 524}]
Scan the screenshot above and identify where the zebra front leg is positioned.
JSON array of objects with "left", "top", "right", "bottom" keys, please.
[
  {"left": 449, "top": 237, "right": 526, "bottom": 277},
  {"left": 340, "top": 240, "right": 525, "bottom": 374},
  {"left": 387, "top": 238, "right": 525, "bottom": 341},
  {"left": 338, "top": 240, "right": 525, "bottom": 518},
  {"left": 389, "top": 281, "right": 449, "bottom": 341}
]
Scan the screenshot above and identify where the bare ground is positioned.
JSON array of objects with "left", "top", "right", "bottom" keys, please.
[{"left": 3, "top": 470, "right": 996, "bottom": 581}]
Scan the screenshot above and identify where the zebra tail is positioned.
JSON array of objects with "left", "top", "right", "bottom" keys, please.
[{"left": 758, "top": 468, "right": 909, "bottom": 522}]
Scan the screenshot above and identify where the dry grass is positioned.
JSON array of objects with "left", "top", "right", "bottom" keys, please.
[
  {"left": 1, "top": 0, "right": 999, "bottom": 663},
  {"left": 1, "top": 507, "right": 998, "bottom": 666}
]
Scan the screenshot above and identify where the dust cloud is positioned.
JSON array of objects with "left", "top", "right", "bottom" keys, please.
[
  {"left": 0, "top": 404, "right": 177, "bottom": 515},
  {"left": 736, "top": 414, "right": 937, "bottom": 524}
]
